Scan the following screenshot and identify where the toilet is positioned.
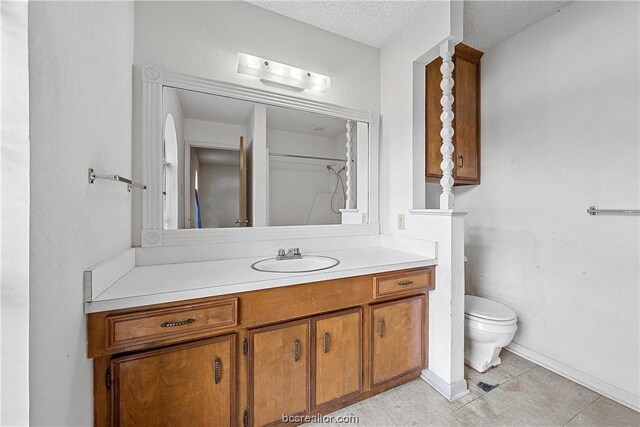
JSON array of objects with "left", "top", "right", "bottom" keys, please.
[{"left": 464, "top": 295, "right": 518, "bottom": 372}]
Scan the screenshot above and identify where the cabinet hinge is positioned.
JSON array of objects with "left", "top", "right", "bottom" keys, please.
[
  {"left": 243, "top": 409, "right": 249, "bottom": 427},
  {"left": 105, "top": 369, "right": 111, "bottom": 389},
  {"left": 242, "top": 337, "right": 248, "bottom": 356}
]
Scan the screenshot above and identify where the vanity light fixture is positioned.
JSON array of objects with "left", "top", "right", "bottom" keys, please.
[{"left": 237, "top": 52, "right": 331, "bottom": 93}]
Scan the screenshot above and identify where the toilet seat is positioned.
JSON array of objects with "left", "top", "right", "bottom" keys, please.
[{"left": 465, "top": 295, "right": 516, "bottom": 322}]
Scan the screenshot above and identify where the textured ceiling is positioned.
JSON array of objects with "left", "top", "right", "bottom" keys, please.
[
  {"left": 246, "top": 1, "right": 572, "bottom": 51},
  {"left": 245, "top": 1, "right": 430, "bottom": 48},
  {"left": 463, "top": 1, "right": 572, "bottom": 51}
]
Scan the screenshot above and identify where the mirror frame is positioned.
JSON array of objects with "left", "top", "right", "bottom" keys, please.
[{"left": 139, "top": 65, "right": 379, "bottom": 247}]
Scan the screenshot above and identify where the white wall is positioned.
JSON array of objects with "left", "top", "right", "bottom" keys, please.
[
  {"left": 133, "top": 1, "right": 379, "bottom": 112},
  {"left": 455, "top": 1, "right": 640, "bottom": 409},
  {"left": 132, "top": 1, "right": 380, "bottom": 244},
  {"left": 379, "top": 1, "right": 468, "bottom": 400},
  {"left": 268, "top": 129, "right": 345, "bottom": 226},
  {"left": 1, "top": 1, "right": 30, "bottom": 424},
  {"left": 198, "top": 163, "right": 239, "bottom": 228},
  {"left": 28, "top": 2, "right": 134, "bottom": 425},
  {"left": 380, "top": 1, "right": 459, "bottom": 235}
]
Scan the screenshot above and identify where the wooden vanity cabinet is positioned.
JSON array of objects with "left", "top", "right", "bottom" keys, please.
[
  {"left": 111, "top": 334, "right": 235, "bottom": 427},
  {"left": 88, "top": 266, "right": 435, "bottom": 427},
  {"left": 371, "top": 295, "right": 426, "bottom": 386},
  {"left": 426, "top": 43, "right": 483, "bottom": 186},
  {"left": 249, "top": 319, "right": 310, "bottom": 426}
]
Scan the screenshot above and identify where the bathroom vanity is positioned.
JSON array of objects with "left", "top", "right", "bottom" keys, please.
[
  {"left": 86, "top": 260, "right": 435, "bottom": 427},
  {"left": 83, "top": 65, "right": 445, "bottom": 426}
]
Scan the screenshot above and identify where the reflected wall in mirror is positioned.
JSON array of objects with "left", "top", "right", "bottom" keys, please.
[{"left": 162, "top": 87, "right": 367, "bottom": 230}]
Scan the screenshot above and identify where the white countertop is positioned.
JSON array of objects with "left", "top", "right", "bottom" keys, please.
[{"left": 85, "top": 247, "right": 437, "bottom": 313}]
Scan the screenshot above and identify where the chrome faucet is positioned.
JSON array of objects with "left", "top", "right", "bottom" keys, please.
[{"left": 277, "top": 247, "right": 302, "bottom": 260}]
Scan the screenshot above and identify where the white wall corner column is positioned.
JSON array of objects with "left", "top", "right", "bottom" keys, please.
[
  {"left": 407, "top": 210, "right": 468, "bottom": 401},
  {"left": 439, "top": 40, "right": 456, "bottom": 210}
]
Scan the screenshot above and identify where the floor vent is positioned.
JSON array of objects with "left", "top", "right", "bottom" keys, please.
[{"left": 477, "top": 381, "right": 499, "bottom": 392}]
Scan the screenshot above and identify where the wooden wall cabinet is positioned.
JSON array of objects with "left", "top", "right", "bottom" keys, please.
[
  {"left": 88, "top": 266, "right": 435, "bottom": 427},
  {"left": 426, "top": 43, "right": 483, "bottom": 186}
]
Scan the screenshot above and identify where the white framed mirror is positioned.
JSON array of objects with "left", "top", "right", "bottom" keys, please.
[{"left": 140, "top": 65, "right": 379, "bottom": 247}]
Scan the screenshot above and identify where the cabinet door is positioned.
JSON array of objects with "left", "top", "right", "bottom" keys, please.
[
  {"left": 425, "top": 57, "right": 444, "bottom": 179},
  {"left": 111, "top": 335, "right": 235, "bottom": 427},
  {"left": 452, "top": 52, "right": 480, "bottom": 183},
  {"left": 249, "top": 319, "right": 310, "bottom": 426},
  {"left": 371, "top": 296, "right": 426, "bottom": 386},
  {"left": 425, "top": 43, "right": 482, "bottom": 186},
  {"left": 313, "top": 309, "right": 362, "bottom": 408}
]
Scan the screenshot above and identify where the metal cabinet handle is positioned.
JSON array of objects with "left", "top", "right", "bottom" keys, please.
[
  {"left": 294, "top": 338, "right": 300, "bottom": 362},
  {"left": 458, "top": 154, "right": 464, "bottom": 168},
  {"left": 160, "top": 318, "right": 195, "bottom": 328},
  {"left": 214, "top": 357, "right": 221, "bottom": 384},
  {"left": 323, "top": 332, "right": 330, "bottom": 354},
  {"left": 399, "top": 280, "right": 414, "bottom": 286},
  {"left": 379, "top": 319, "right": 385, "bottom": 338}
]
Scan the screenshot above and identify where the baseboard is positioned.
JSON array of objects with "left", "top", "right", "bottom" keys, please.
[
  {"left": 420, "top": 369, "right": 470, "bottom": 402},
  {"left": 507, "top": 342, "right": 639, "bottom": 412}
]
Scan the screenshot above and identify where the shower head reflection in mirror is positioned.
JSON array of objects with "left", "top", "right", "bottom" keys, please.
[{"left": 326, "top": 164, "right": 346, "bottom": 214}]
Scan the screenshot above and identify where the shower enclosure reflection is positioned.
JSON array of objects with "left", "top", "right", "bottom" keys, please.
[{"left": 162, "top": 87, "right": 364, "bottom": 229}]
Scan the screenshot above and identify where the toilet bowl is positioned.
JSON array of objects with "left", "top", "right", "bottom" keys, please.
[{"left": 464, "top": 295, "right": 518, "bottom": 372}]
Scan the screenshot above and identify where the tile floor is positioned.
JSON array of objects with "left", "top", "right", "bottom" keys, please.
[{"left": 305, "top": 350, "right": 639, "bottom": 426}]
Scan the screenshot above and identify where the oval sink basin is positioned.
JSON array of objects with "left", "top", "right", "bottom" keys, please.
[{"left": 251, "top": 255, "right": 340, "bottom": 273}]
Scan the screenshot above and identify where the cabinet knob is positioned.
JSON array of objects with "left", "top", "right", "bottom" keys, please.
[
  {"left": 379, "top": 319, "right": 385, "bottom": 338},
  {"left": 214, "top": 357, "right": 221, "bottom": 384},
  {"left": 458, "top": 154, "right": 464, "bottom": 168},
  {"left": 294, "top": 338, "right": 300, "bottom": 362}
]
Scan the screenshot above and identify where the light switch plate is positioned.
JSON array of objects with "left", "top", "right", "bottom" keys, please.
[{"left": 397, "top": 213, "right": 406, "bottom": 230}]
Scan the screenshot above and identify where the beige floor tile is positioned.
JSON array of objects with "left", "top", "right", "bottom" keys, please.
[
  {"left": 464, "top": 362, "right": 516, "bottom": 395},
  {"left": 306, "top": 361, "right": 635, "bottom": 427},
  {"left": 566, "top": 396, "right": 640, "bottom": 427},
  {"left": 376, "top": 380, "right": 459, "bottom": 424},
  {"left": 499, "top": 350, "right": 537, "bottom": 378},
  {"left": 446, "top": 366, "right": 600, "bottom": 426},
  {"left": 327, "top": 394, "right": 398, "bottom": 426}
]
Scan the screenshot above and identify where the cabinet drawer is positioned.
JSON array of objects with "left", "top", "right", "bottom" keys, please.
[
  {"left": 373, "top": 268, "right": 434, "bottom": 298},
  {"left": 105, "top": 298, "right": 238, "bottom": 351}
]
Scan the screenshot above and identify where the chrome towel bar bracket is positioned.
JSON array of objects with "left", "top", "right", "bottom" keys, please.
[
  {"left": 587, "top": 205, "right": 639, "bottom": 216},
  {"left": 88, "top": 168, "right": 147, "bottom": 192}
]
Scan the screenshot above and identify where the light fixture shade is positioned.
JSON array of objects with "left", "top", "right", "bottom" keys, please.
[{"left": 237, "top": 52, "right": 331, "bottom": 92}]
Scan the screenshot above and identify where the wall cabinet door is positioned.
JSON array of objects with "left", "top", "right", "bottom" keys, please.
[
  {"left": 425, "top": 43, "right": 483, "bottom": 186},
  {"left": 249, "top": 319, "right": 310, "bottom": 426},
  {"left": 371, "top": 296, "right": 426, "bottom": 386},
  {"left": 452, "top": 47, "right": 481, "bottom": 183},
  {"left": 111, "top": 335, "right": 235, "bottom": 427},
  {"left": 313, "top": 308, "right": 362, "bottom": 408}
]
